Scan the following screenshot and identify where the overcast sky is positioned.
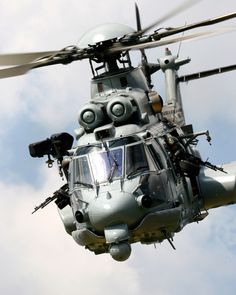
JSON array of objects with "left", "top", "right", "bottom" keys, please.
[{"left": 0, "top": 0, "right": 236, "bottom": 294}]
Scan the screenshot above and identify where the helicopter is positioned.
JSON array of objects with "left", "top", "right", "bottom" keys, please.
[{"left": 1, "top": 2, "right": 236, "bottom": 262}]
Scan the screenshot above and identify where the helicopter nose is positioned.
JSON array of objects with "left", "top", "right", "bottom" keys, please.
[{"left": 88, "top": 191, "right": 142, "bottom": 232}]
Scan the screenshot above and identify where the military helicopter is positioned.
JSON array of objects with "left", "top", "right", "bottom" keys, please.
[{"left": 1, "top": 2, "right": 236, "bottom": 262}]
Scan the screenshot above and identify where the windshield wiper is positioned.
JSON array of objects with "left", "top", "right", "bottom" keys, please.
[
  {"left": 74, "top": 181, "right": 93, "bottom": 188},
  {"left": 108, "top": 159, "right": 118, "bottom": 182},
  {"left": 101, "top": 138, "right": 118, "bottom": 182},
  {"left": 127, "top": 166, "right": 149, "bottom": 179}
]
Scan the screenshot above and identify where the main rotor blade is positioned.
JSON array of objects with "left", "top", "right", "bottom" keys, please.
[
  {"left": 137, "top": 0, "right": 201, "bottom": 36},
  {"left": 0, "top": 47, "right": 91, "bottom": 79},
  {"left": 0, "top": 63, "right": 39, "bottom": 78},
  {"left": 0, "top": 58, "right": 70, "bottom": 79},
  {"left": 0, "top": 51, "right": 57, "bottom": 66},
  {"left": 109, "top": 27, "right": 235, "bottom": 53},
  {"left": 178, "top": 64, "right": 236, "bottom": 82},
  {"left": 135, "top": 3, "right": 142, "bottom": 31},
  {"left": 153, "top": 11, "right": 236, "bottom": 40},
  {"left": 135, "top": 3, "right": 148, "bottom": 64}
]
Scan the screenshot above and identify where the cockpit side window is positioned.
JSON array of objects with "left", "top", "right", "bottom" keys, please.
[
  {"left": 74, "top": 156, "right": 92, "bottom": 185},
  {"left": 126, "top": 143, "right": 149, "bottom": 177}
]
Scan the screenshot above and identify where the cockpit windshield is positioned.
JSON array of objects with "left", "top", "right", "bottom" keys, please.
[
  {"left": 90, "top": 148, "right": 123, "bottom": 183},
  {"left": 71, "top": 138, "right": 149, "bottom": 186},
  {"left": 73, "top": 147, "right": 123, "bottom": 185}
]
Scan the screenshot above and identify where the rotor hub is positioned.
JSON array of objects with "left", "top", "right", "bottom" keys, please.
[{"left": 78, "top": 23, "right": 135, "bottom": 48}]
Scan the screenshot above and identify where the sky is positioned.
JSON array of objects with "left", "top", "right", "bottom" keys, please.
[{"left": 0, "top": 0, "right": 236, "bottom": 294}]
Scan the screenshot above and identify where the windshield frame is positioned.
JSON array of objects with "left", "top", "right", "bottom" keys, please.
[{"left": 70, "top": 136, "right": 153, "bottom": 186}]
